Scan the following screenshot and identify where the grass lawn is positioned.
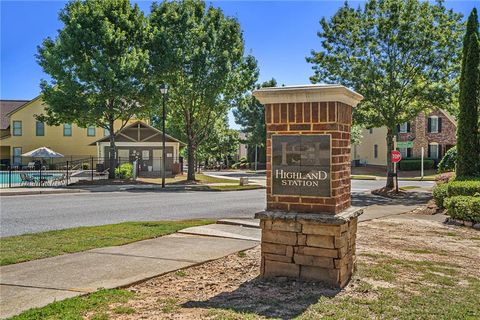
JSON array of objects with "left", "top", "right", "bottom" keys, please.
[
  {"left": 351, "top": 174, "right": 378, "bottom": 180},
  {"left": 140, "top": 173, "right": 239, "bottom": 185},
  {"left": 0, "top": 220, "right": 213, "bottom": 266},
  {"left": 9, "top": 289, "right": 134, "bottom": 320},
  {"left": 207, "top": 185, "right": 264, "bottom": 191}
]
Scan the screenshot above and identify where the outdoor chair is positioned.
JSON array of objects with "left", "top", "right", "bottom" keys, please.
[
  {"left": 20, "top": 173, "right": 35, "bottom": 186},
  {"left": 26, "top": 162, "right": 36, "bottom": 170},
  {"left": 51, "top": 173, "right": 67, "bottom": 186}
]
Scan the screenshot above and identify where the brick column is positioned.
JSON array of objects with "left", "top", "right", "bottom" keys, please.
[{"left": 253, "top": 85, "right": 364, "bottom": 288}]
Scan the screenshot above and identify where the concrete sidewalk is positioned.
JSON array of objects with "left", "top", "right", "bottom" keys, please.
[{"left": 0, "top": 231, "right": 258, "bottom": 319}]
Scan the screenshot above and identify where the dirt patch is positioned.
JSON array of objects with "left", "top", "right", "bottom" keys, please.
[{"left": 98, "top": 216, "right": 480, "bottom": 319}]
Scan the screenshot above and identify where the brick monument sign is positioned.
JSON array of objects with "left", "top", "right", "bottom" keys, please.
[{"left": 253, "top": 84, "right": 363, "bottom": 288}]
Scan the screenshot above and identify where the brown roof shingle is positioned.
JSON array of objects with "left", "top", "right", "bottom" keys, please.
[{"left": 0, "top": 100, "right": 29, "bottom": 130}]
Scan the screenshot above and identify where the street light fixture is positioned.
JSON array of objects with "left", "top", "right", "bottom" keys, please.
[{"left": 160, "top": 84, "right": 168, "bottom": 188}]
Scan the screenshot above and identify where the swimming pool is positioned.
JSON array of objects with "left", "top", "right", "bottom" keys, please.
[{"left": 0, "top": 171, "right": 64, "bottom": 187}]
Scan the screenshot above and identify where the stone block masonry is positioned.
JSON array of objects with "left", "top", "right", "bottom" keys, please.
[{"left": 256, "top": 208, "right": 362, "bottom": 287}]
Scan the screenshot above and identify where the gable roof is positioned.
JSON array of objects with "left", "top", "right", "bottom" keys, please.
[
  {"left": 439, "top": 109, "right": 457, "bottom": 127},
  {"left": 0, "top": 100, "right": 30, "bottom": 129},
  {"left": 90, "top": 120, "right": 186, "bottom": 146}
]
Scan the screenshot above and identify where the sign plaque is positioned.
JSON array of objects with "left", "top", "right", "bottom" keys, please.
[{"left": 272, "top": 134, "right": 331, "bottom": 197}]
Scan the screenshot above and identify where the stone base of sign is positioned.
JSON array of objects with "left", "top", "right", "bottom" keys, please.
[{"left": 255, "top": 207, "right": 363, "bottom": 288}]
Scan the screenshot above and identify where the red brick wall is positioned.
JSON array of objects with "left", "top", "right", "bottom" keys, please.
[
  {"left": 397, "top": 110, "right": 457, "bottom": 158},
  {"left": 265, "top": 101, "right": 353, "bottom": 214}
]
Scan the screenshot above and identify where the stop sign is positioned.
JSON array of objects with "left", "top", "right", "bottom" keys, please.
[{"left": 391, "top": 150, "right": 402, "bottom": 163}]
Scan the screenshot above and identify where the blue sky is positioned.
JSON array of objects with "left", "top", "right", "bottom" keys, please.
[{"left": 1, "top": 1, "right": 477, "bottom": 128}]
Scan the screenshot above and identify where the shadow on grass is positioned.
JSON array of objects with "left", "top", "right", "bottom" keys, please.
[{"left": 182, "top": 277, "right": 340, "bottom": 319}]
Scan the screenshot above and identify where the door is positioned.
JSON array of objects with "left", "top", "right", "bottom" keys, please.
[{"left": 152, "top": 149, "right": 162, "bottom": 171}]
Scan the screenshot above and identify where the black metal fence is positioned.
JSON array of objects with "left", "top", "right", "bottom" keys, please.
[{"left": 0, "top": 156, "right": 183, "bottom": 188}]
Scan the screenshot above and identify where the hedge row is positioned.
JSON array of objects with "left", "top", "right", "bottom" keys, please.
[
  {"left": 447, "top": 180, "right": 480, "bottom": 197},
  {"left": 398, "top": 159, "right": 435, "bottom": 171},
  {"left": 444, "top": 196, "right": 480, "bottom": 223},
  {"left": 432, "top": 179, "right": 480, "bottom": 209}
]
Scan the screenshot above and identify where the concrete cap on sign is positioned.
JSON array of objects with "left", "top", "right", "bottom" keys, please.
[{"left": 253, "top": 84, "right": 363, "bottom": 107}]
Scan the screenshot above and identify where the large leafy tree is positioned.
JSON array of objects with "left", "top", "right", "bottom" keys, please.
[
  {"left": 148, "top": 0, "right": 258, "bottom": 181},
  {"left": 456, "top": 8, "right": 480, "bottom": 178},
  {"left": 196, "top": 117, "right": 240, "bottom": 168},
  {"left": 233, "top": 79, "right": 277, "bottom": 162},
  {"left": 307, "top": 0, "right": 463, "bottom": 189},
  {"left": 37, "top": 0, "right": 151, "bottom": 178}
]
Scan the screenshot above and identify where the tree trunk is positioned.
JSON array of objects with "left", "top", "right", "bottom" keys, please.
[
  {"left": 385, "top": 128, "right": 395, "bottom": 189},
  {"left": 108, "top": 121, "right": 116, "bottom": 179},
  {"left": 187, "top": 141, "right": 196, "bottom": 181}
]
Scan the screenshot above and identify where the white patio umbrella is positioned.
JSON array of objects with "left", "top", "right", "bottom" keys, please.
[{"left": 22, "top": 147, "right": 64, "bottom": 158}]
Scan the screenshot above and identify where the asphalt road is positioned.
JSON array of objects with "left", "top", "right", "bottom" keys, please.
[
  {"left": 0, "top": 179, "right": 434, "bottom": 237},
  {"left": 0, "top": 190, "right": 265, "bottom": 237}
]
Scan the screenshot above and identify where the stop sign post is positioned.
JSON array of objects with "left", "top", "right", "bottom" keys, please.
[
  {"left": 391, "top": 150, "right": 401, "bottom": 192},
  {"left": 391, "top": 150, "right": 402, "bottom": 163}
]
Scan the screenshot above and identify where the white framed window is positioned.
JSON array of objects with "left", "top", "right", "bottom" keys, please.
[
  {"left": 36, "top": 121, "right": 45, "bottom": 136},
  {"left": 12, "top": 121, "right": 22, "bottom": 136},
  {"left": 399, "top": 122, "right": 409, "bottom": 133},
  {"left": 13, "top": 147, "right": 22, "bottom": 165},
  {"left": 429, "top": 116, "right": 439, "bottom": 133},
  {"left": 63, "top": 124, "right": 72, "bottom": 136},
  {"left": 87, "top": 126, "right": 96, "bottom": 137},
  {"left": 429, "top": 143, "right": 439, "bottom": 159}
]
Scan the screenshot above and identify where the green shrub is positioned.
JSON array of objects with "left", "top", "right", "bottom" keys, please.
[
  {"left": 444, "top": 196, "right": 480, "bottom": 223},
  {"left": 438, "top": 146, "right": 457, "bottom": 173},
  {"left": 447, "top": 180, "right": 480, "bottom": 197},
  {"left": 433, "top": 183, "right": 449, "bottom": 208},
  {"left": 115, "top": 163, "right": 133, "bottom": 179},
  {"left": 398, "top": 159, "right": 434, "bottom": 171}
]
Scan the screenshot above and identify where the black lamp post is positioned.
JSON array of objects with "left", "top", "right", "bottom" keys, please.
[{"left": 160, "top": 84, "right": 168, "bottom": 188}]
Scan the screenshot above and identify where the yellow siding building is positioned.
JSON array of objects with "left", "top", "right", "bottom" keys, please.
[
  {"left": 352, "top": 127, "right": 388, "bottom": 166},
  {"left": 0, "top": 97, "right": 138, "bottom": 164}
]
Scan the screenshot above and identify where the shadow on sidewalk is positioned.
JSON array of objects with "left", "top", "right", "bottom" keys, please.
[{"left": 182, "top": 277, "right": 340, "bottom": 319}]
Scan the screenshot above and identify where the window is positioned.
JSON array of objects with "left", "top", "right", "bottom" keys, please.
[
  {"left": 428, "top": 116, "right": 441, "bottom": 133},
  {"left": 87, "top": 126, "right": 96, "bottom": 137},
  {"left": 13, "top": 147, "right": 22, "bottom": 165},
  {"left": 399, "top": 122, "right": 409, "bottom": 133},
  {"left": 12, "top": 121, "right": 22, "bottom": 136},
  {"left": 104, "top": 128, "right": 110, "bottom": 136},
  {"left": 63, "top": 124, "right": 72, "bottom": 136},
  {"left": 429, "top": 143, "right": 439, "bottom": 159},
  {"left": 36, "top": 121, "right": 45, "bottom": 136},
  {"left": 374, "top": 144, "right": 378, "bottom": 159},
  {"left": 399, "top": 147, "right": 408, "bottom": 158}
]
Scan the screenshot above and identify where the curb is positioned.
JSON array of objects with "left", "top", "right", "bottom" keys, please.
[{"left": 0, "top": 189, "right": 88, "bottom": 197}]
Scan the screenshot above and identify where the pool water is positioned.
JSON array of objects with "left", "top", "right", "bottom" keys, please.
[{"left": 0, "top": 171, "right": 63, "bottom": 186}]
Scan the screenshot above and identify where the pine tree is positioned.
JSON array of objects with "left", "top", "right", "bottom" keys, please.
[{"left": 456, "top": 9, "right": 480, "bottom": 177}]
